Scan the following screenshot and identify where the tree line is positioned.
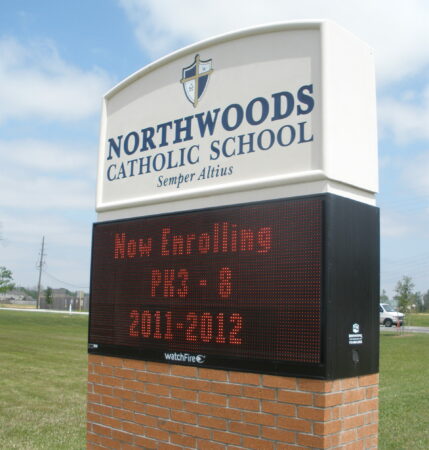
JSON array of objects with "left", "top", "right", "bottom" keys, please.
[{"left": 381, "top": 275, "right": 429, "bottom": 313}]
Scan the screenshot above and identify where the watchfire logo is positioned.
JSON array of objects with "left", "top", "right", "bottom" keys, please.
[{"left": 164, "top": 352, "right": 206, "bottom": 364}]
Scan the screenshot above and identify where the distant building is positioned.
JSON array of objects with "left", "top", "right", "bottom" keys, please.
[
  {"left": 0, "top": 289, "right": 36, "bottom": 306},
  {"left": 40, "top": 288, "right": 89, "bottom": 311}
]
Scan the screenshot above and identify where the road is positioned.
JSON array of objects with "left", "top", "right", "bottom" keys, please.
[{"left": 380, "top": 325, "right": 429, "bottom": 334}]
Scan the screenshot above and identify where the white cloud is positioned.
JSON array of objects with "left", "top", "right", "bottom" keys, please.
[
  {"left": 0, "top": 37, "right": 112, "bottom": 123},
  {"left": 1, "top": 210, "right": 93, "bottom": 248},
  {"left": 0, "top": 173, "right": 95, "bottom": 210},
  {"left": 402, "top": 150, "right": 429, "bottom": 196},
  {"left": 0, "top": 141, "right": 96, "bottom": 212},
  {"left": 118, "top": 0, "right": 429, "bottom": 86},
  {"left": 381, "top": 211, "right": 412, "bottom": 238},
  {"left": 0, "top": 139, "right": 96, "bottom": 175},
  {"left": 378, "top": 85, "right": 429, "bottom": 143}
]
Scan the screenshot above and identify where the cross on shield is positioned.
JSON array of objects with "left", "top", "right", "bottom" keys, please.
[{"left": 181, "top": 54, "right": 213, "bottom": 108}]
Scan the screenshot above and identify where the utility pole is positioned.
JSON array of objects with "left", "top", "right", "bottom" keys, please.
[{"left": 36, "top": 236, "right": 46, "bottom": 309}]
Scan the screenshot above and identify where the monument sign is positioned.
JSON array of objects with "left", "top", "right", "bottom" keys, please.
[{"left": 89, "top": 21, "right": 379, "bottom": 380}]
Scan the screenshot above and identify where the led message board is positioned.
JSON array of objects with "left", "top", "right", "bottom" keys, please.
[{"left": 89, "top": 194, "right": 379, "bottom": 379}]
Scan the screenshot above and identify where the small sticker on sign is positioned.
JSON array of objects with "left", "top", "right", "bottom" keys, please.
[
  {"left": 349, "top": 334, "right": 363, "bottom": 344},
  {"left": 349, "top": 323, "right": 363, "bottom": 345}
]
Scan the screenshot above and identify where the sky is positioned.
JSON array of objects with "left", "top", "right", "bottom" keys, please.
[{"left": 0, "top": 0, "right": 428, "bottom": 298}]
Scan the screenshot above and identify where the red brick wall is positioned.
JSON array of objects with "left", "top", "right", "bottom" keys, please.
[{"left": 87, "top": 355, "right": 378, "bottom": 449}]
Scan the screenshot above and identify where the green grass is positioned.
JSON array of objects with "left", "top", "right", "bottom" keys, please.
[
  {"left": 0, "top": 310, "right": 88, "bottom": 449},
  {"left": 0, "top": 310, "right": 428, "bottom": 449},
  {"left": 404, "top": 313, "right": 429, "bottom": 327},
  {"left": 379, "top": 332, "right": 429, "bottom": 449}
]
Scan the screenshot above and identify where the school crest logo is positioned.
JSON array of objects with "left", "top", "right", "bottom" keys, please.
[{"left": 181, "top": 54, "right": 213, "bottom": 107}]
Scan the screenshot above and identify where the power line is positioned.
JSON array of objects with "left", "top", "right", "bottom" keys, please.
[
  {"left": 42, "top": 269, "right": 88, "bottom": 290},
  {"left": 381, "top": 252, "right": 429, "bottom": 265}
]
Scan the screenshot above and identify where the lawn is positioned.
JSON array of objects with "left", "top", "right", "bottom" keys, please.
[
  {"left": 379, "top": 331, "right": 429, "bottom": 449},
  {"left": 405, "top": 313, "right": 429, "bottom": 327},
  {"left": 0, "top": 310, "right": 428, "bottom": 449},
  {"left": 0, "top": 310, "right": 88, "bottom": 449}
]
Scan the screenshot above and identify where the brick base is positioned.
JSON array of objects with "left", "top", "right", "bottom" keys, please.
[{"left": 87, "top": 355, "right": 378, "bottom": 449}]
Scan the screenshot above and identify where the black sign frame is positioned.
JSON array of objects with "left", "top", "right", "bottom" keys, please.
[{"left": 88, "top": 193, "right": 379, "bottom": 380}]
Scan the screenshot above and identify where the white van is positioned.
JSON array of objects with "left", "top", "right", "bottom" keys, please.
[{"left": 379, "top": 303, "right": 404, "bottom": 327}]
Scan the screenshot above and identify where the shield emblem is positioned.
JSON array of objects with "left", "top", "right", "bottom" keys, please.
[{"left": 181, "top": 54, "right": 213, "bottom": 107}]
